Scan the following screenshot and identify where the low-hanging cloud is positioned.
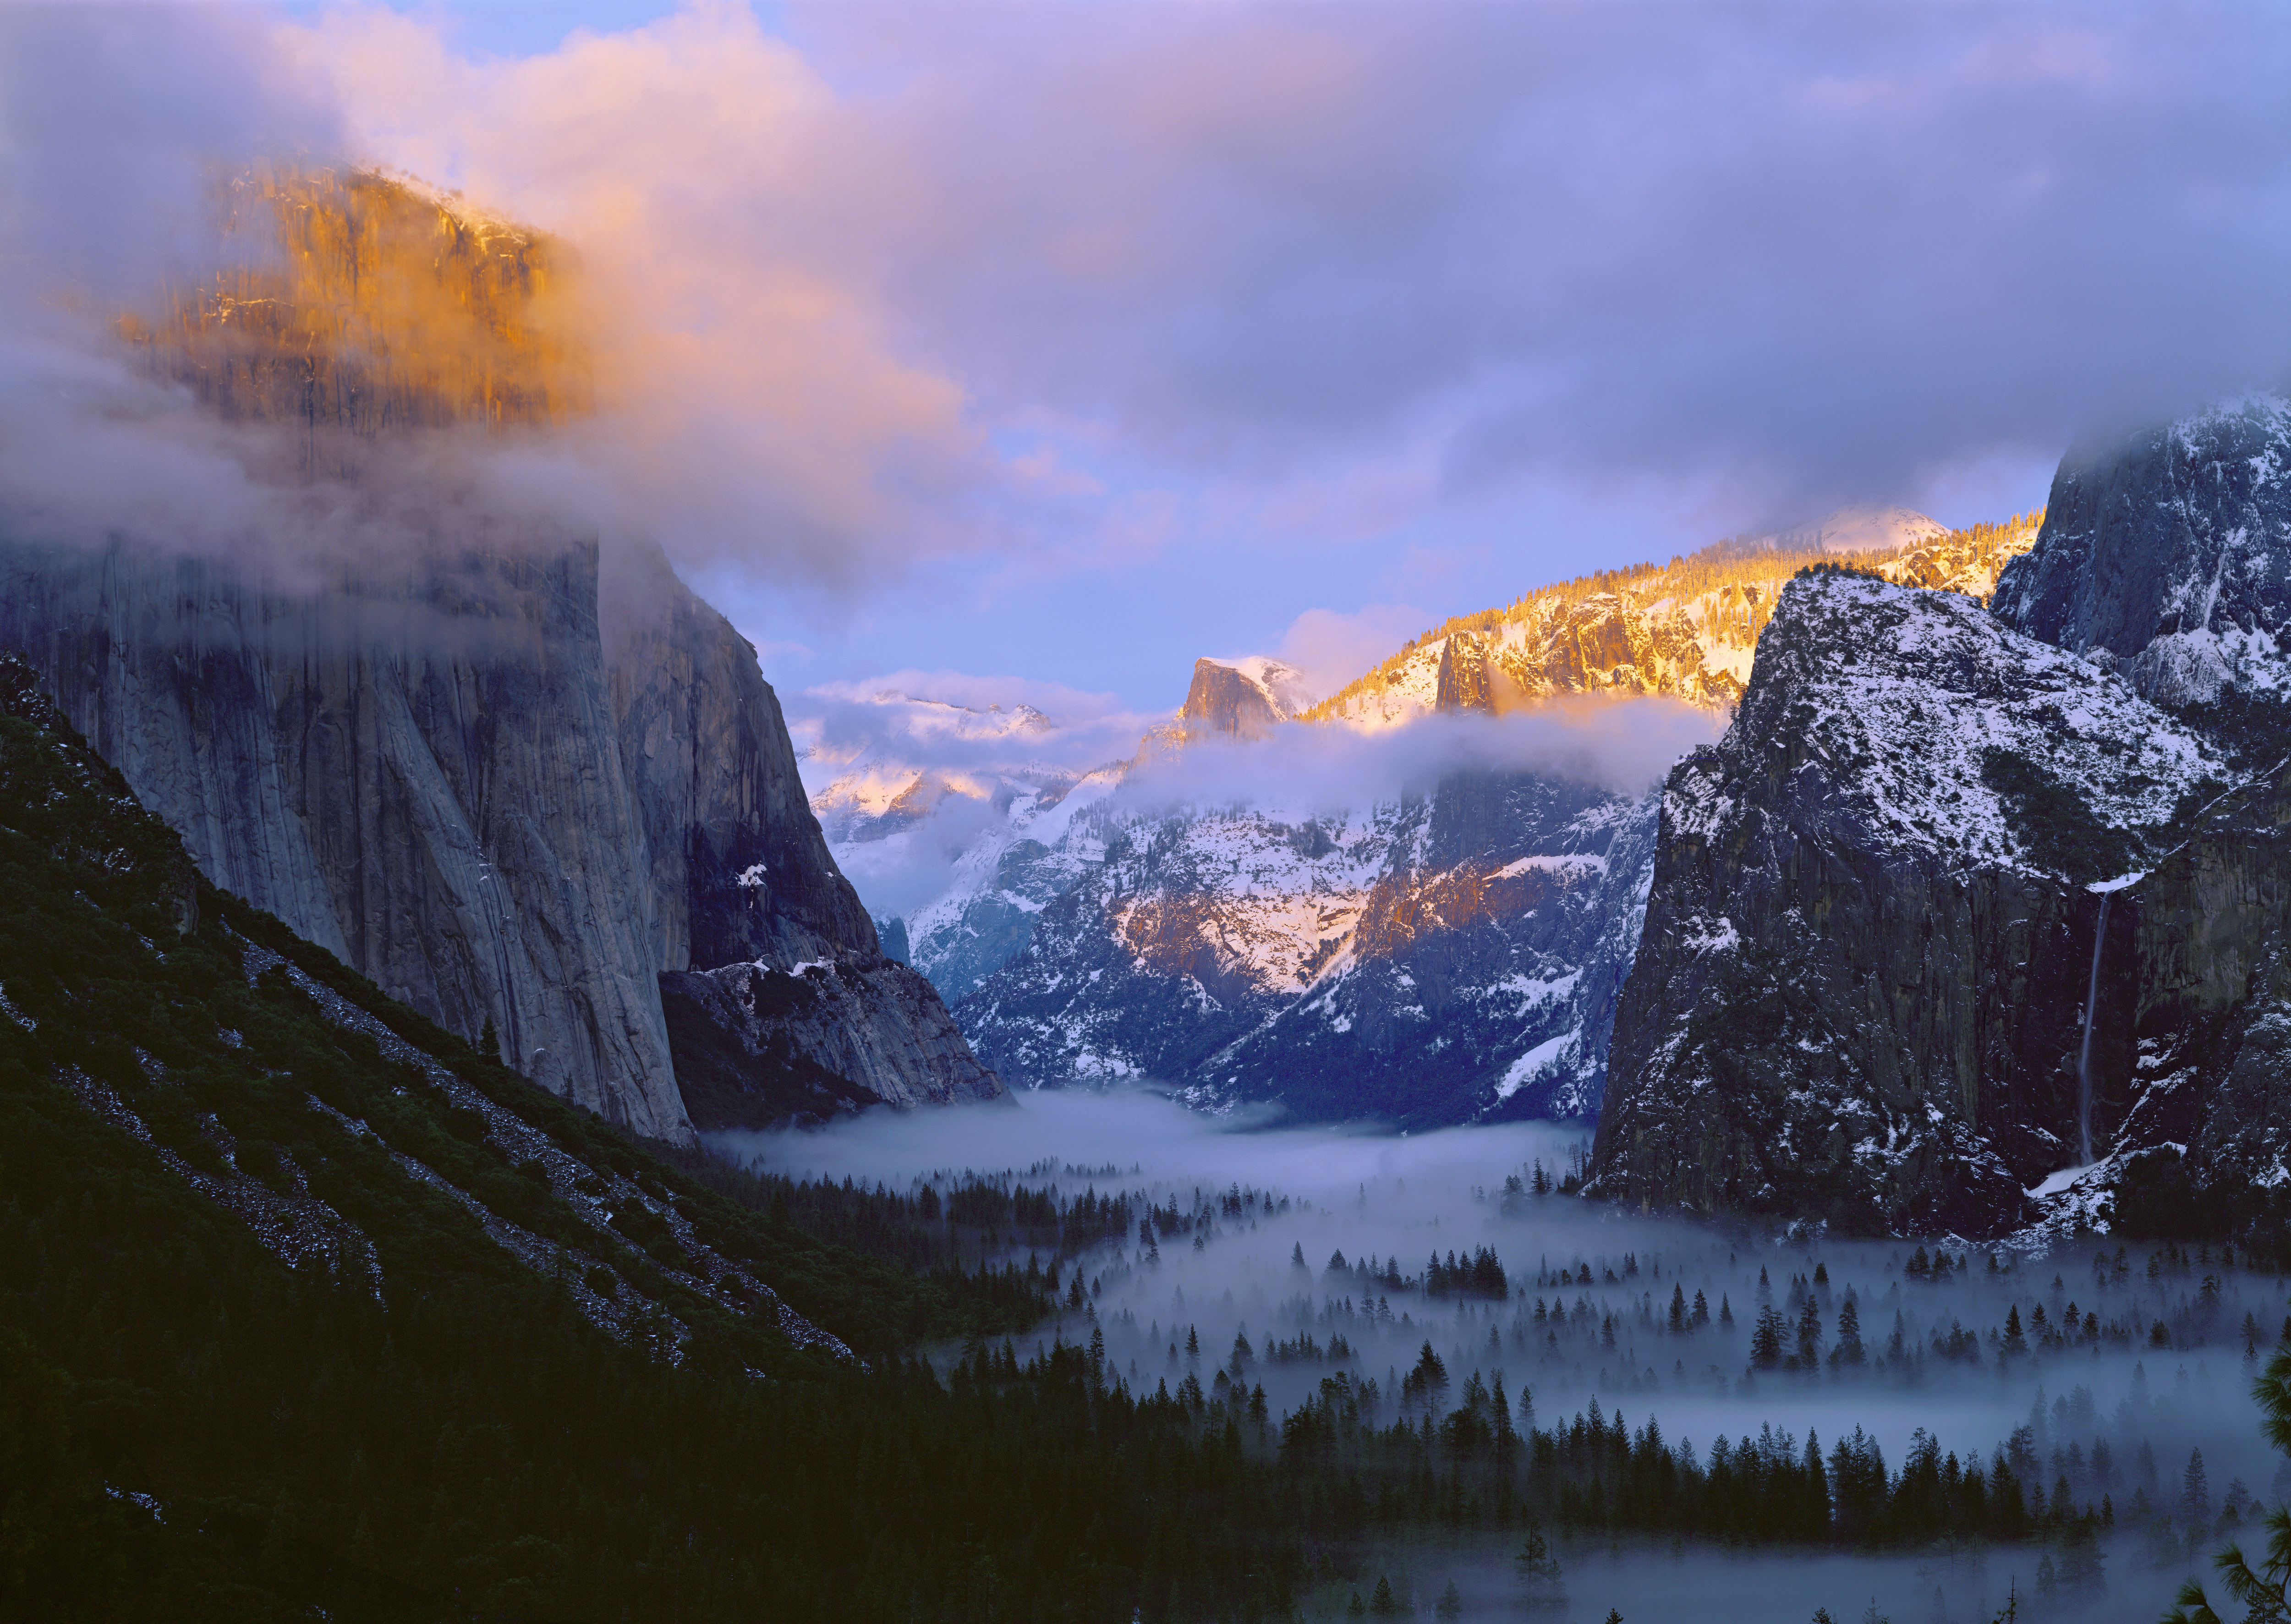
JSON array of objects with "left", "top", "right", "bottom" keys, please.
[
  {"left": 797, "top": 674, "right": 1718, "bottom": 926},
  {"left": 734, "top": 1085, "right": 2281, "bottom": 1624},
  {"left": 793, "top": 669, "right": 1156, "bottom": 788},
  {"left": 1271, "top": 604, "right": 1433, "bottom": 706},
  {"left": 1119, "top": 698, "right": 1725, "bottom": 821}
]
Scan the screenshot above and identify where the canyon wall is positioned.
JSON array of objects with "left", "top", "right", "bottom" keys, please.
[{"left": 0, "top": 532, "right": 1004, "bottom": 1140}]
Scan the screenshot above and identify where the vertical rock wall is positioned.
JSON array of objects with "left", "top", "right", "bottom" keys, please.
[
  {"left": 0, "top": 534, "right": 692, "bottom": 1140},
  {"left": 0, "top": 532, "right": 1007, "bottom": 1141},
  {"left": 1588, "top": 573, "right": 2224, "bottom": 1235},
  {"left": 1993, "top": 395, "right": 2291, "bottom": 704}
]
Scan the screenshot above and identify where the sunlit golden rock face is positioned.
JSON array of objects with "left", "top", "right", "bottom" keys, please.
[
  {"left": 1310, "top": 514, "right": 2045, "bottom": 727},
  {"left": 120, "top": 165, "right": 589, "bottom": 438}
]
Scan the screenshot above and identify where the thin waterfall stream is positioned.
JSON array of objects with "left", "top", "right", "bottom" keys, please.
[{"left": 2075, "top": 891, "right": 2112, "bottom": 1164}]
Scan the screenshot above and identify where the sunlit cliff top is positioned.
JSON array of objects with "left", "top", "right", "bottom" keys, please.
[{"left": 119, "top": 164, "right": 589, "bottom": 437}]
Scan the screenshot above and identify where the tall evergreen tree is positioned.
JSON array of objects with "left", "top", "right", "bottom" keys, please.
[
  {"left": 1752, "top": 1306, "right": 1788, "bottom": 1370},
  {"left": 1796, "top": 1296, "right": 1824, "bottom": 1368},
  {"left": 2167, "top": 1344, "right": 2291, "bottom": 1622}
]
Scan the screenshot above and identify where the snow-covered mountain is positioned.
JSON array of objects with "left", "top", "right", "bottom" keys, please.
[
  {"left": 953, "top": 764, "right": 1661, "bottom": 1124},
  {"left": 1588, "top": 570, "right": 2224, "bottom": 1234},
  {"left": 1994, "top": 395, "right": 2291, "bottom": 704},
  {"left": 808, "top": 508, "right": 2042, "bottom": 1130},
  {"left": 1592, "top": 395, "right": 2291, "bottom": 1236},
  {"left": 796, "top": 690, "right": 1133, "bottom": 1000},
  {"left": 807, "top": 693, "right": 1061, "bottom": 846}
]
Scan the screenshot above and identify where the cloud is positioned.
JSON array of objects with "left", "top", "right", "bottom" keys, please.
[
  {"left": 8, "top": 3, "right": 2290, "bottom": 621},
  {"left": 1117, "top": 698, "right": 1725, "bottom": 819},
  {"left": 275, "top": 2, "right": 1007, "bottom": 591},
  {"left": 1270, "top": 604, "right": 1431, "bottom": 705},
  {"left": 0, "top": 6, "right": 341, "bottom": 307},
  {"left": 769, "top": 0, "right": 2291, "bottom": 532},
  {"left": 795, "top": 672, "right": 1718, "bottom": 924},
  {"left": 790, "top": 669, "right": 1157, "bottom": 785}
]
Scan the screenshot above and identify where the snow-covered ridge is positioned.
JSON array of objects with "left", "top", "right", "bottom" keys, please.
[
  {"left": 955, "top": 774, "right": 1661, "bottom": 1124},
  {"left": 1302, "top": 510, "right": 2040, "bottom": 734},
  {"left": 1724, "top": 573, "right": 2223, "bottom": 877}
]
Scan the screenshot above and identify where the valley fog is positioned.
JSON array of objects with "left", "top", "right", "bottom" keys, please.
[{"left": 735, "top": 1091, "right": 2287, "bottom": 1621}]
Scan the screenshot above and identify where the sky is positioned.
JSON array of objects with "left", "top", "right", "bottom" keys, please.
[{"left": 7, "top": 1, "right": 2291, "bottom": 721}]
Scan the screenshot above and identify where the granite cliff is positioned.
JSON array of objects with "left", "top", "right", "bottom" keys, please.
[
  {"left": 1592, "top": 395, "right": 2291, "bottom": 1237},
  {"left": 1992, "top": 396, "right": 2291, "bottom": 704},
  {"left": 0, "top": 531, "right": 1005, "bottom": 1139},
  {"left": 0, "top": 166, "right": 1003, "bottom": 1139},
  {"left": 1304, "top": 510, "right": 2037, "bottom": 729},
  {"left": 1586, "top": 571, "right": 2221, "bottom": 1234}
]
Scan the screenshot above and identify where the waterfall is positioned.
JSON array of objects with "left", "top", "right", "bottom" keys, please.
[{"left": 2075, "top": 892, "right": 2113, "bottom": 1164}]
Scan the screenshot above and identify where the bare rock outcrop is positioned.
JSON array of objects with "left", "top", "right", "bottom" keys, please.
[
  {"left": 1993, "top": 395, "right": 2291, "bottom": 705},
  {"left": 662, "top": 957, "right": 1008, "bottom": 1130}
]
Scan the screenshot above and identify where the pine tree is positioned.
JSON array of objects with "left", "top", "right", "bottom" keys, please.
[
  {"left": 1795, "top": 1296, "right": 1823, "bottom": 1368},
  {"left": 1370, "top": 1575, "right": 1399, "bottom": 1615},
  {"left": 1752, "top": 1306, "right": 1787, "bottom": 1370},
  {"left": 1436, "top": 1580, "right": 1463, "bottom": 1619},
  {"left": 1515, "top": 1525, "right": 1561, "bottom": 1582},
  {"left": 2184, "top": 1448, "right": 2212, "bottom": 1523},
  {"left": 1831, "top": 1295, "right": 1865, "bottom": 1366},
  {"left": 2165, "top": 1346, "right": 2291, "bottom": 1623}
]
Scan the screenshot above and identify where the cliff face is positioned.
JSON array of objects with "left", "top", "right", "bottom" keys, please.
[
  {"left": 1588, "top": 403, "right": 2291, "bottom": 1236},
  {"left": 0, "top": 536, "right": 696, "bottom": 1140},
  {"left": 3, "top": 164, "right": 1005, "bottom": 1138},
  {"left": 120, "top": 165, "right": 588, "bottom": 444},
  {"left": 1993, "top": 395, "right": 2291, "bottom": 704},
  {"left": 2115, "top": 761, "right": 2291, "bottom": 1191},
  {"left": 1588, "top": 573, "right": 2223, "bottom": 1235},
  {"left": 1177, "top": 658, "right": 1305, "bottom": 741},
  {"left": 0, "top": 534, "right": 1004, "bottom": 1141},
  {"left": 661, "top": 959, "right": 1006, "bottom": 1130},
  {"left": 601, "top": 539, "right": 878, "bottom": 973}
]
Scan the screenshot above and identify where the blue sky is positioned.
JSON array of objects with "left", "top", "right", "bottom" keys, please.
[{"left": 13, "top": 3, "right": 2291, "bottom": 718}]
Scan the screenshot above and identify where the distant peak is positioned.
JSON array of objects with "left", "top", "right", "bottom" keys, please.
[
  {"left": 1178, "top": 656, "right": 1315, "bottom": 741},
  {"left": 854, "top": 691, "right": 1058, "bottom": 735}
]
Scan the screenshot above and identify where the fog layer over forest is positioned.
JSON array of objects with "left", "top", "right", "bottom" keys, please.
[{"left": 735, "top": 1092, "right": 2287, "bottom": 1622}]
